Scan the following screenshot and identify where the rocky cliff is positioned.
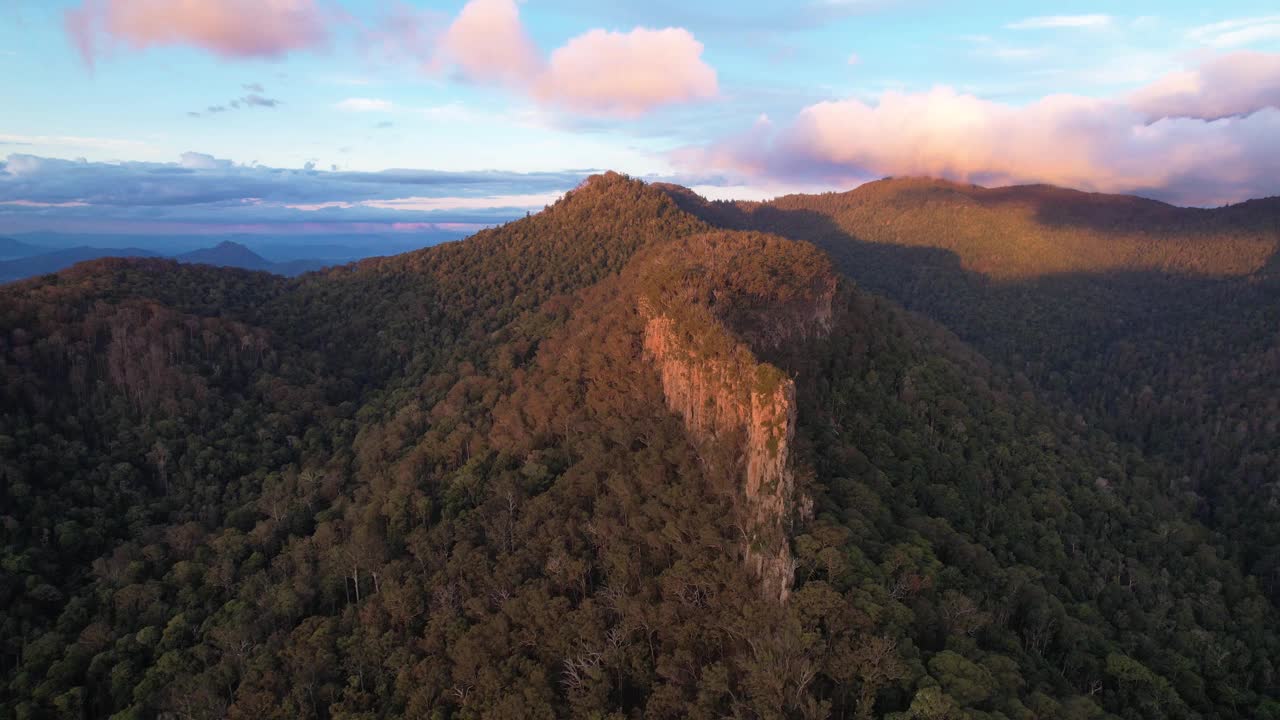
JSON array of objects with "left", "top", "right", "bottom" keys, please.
[{"left": 635, "top": 232, "right": 835, "bottom": 601}]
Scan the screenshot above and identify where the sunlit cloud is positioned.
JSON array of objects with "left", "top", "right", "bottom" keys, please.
[
  {"left": 65, "top": 0, "right": 330, "bottom": 66},
  {"left": 435, "top": 0, "right": 542, "bottom": 86},
  {"left": 678, "top": 52, "right": 1280, "bottom": 206},
  {"left": 534, "top": 28, "right": 718, "bottom": 117},
  {"left": 403, "top": 0, "right": 719, "bottom": 117},
  {"left": 1130, "top": 51, "right": 1280, "bottom": 121}
]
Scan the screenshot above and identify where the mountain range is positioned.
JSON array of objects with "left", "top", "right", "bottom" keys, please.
[
  {"left": 0, "top": 240, "right": 332, "bottom": 284},
  {"left": 2, "top": 172, "right": 1279, "bottom": 719},
  {"left": 0, "top": 237, "right": 46, "bottom": 260}
]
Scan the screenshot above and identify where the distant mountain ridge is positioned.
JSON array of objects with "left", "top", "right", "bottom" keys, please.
[
  {"left": 0, "top": 239, "right": 332, "bottom": 283},
  {"left": 175, "top": 241, "right": 330, "bottom": 276},
  {"left": 0, "top": 237, "right": 46, "bottom": 260},
  {"left": 0, "top": 245, "right": 160, "bottom": 283},
  {"left": 176, "top": 240, "right": 275, "bottom": 270}
]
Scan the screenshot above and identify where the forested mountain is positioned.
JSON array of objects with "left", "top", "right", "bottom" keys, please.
[
  {"left": 664, "top": 177, "right": 1280, "bottom": 603},
  {"left": 3, "top": 172, "right": 1280, "bottom": 719}
]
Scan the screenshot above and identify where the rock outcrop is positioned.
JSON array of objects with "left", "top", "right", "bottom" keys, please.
[{"left": 634, "top": 232, "right": 835, "bottom": 601}]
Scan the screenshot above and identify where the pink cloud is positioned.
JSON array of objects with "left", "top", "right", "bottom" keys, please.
[
  {"left": 677, "top": 53, "right": 1280, "bottom": 206},
  {"left": 420, "top": 0, "right": 717, "bottom": 116},
  {"left": 65, "top": 0, "right": 329, "bottom": 65},
  {"left": 535, "top": 28, "right": 718, "bottom": 117},
  {"left": 436, "top": 0, "right": 541, "bottom": 86},
  {"left": 1130, "top": 51, "right": 1280, "bottom": 121},
  {"left": 680, "top": 80, "right": 1280, "bottom": 206}
]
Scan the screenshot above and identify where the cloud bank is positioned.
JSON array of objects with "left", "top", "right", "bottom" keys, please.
[
  {"left": 680, "top": 52, "right": 1280, "bottom": 206},
  {"left": 0, "top": 153, "right": 588, "bottom": 234},
  {"left": 1130, "top": 51, "right": 1280, "bottom": 121}
]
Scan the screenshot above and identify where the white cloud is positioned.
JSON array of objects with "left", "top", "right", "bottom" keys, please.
[
  {"left": 336, "top": 98, "right": 395, "bottom": 112},
  {"left": 1006, "top": 14, "right": 1112, "bottom": 30},
  {"left": 362, "top": 191, "right": 566, "bottom": 211},
  {"left": 179, "top": 151, "right": 233, "bottom": 170},
  {"left": 1189, "top": 15, "right": 1280, "bottom": 48}
]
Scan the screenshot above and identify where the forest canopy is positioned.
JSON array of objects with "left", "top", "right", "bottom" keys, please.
[{"left": 3, "top": 173, "right": 1280, "bottom": 719}]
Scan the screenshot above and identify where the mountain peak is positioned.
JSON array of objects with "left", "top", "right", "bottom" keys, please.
[{"left": 176, "top": 240, "right": 271, "bottom": 270}]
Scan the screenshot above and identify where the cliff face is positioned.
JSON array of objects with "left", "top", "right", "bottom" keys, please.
[{"left": 635, "top": 234, "right": 835, "bottom": 601}]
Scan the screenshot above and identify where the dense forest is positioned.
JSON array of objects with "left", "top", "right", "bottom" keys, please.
[
  {"left": 3, "top": 172, "right": 1280, "bottom": 719},
  {"left": 661, "top": 178, "right": 1280, "bottom": 608}
]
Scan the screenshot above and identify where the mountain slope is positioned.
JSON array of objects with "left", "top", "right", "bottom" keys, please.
[
  {"left": 664, "top": 178, "right": 1280, "bottom": 605},
  {"left": 661, "top": 177, "right": 1280, "bottom": 279},
  {"left": 2, "top": 174, "right": 1279, "bottom": 719}
]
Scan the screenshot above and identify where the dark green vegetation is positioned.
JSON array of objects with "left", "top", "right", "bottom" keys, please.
[
  {"left": 3, "top": 173, "right": 1280, "bottom": 719},
  {"left": 666, "top": 177, "right": 1280, "bottom": 608}
]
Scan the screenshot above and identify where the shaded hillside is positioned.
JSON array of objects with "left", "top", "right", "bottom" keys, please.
[
  {"left": 3, "top": 174, "right": 1280, "bottom": 719},
  {"left": 663, "top": 177, "right": 1280, "bottom": 278},
  {"left": 663, "top": 178, "right": 1280, "bottom": 605}
]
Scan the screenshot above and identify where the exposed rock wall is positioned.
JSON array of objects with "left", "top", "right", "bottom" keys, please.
[
  {"left": 642, "top": 314, "right": 797, "bottom": 601},
  {"left": 640, "top": 279, "right": 831, "bottom": 602},
  {"left": 630, "top": 230, "right": 836, "bottom": 601}
]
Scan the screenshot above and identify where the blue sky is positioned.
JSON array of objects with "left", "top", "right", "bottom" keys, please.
[{"left": 2, "top": 0, "right": 1279, "bottom": 237}]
